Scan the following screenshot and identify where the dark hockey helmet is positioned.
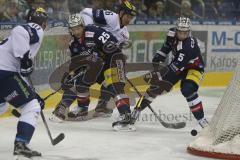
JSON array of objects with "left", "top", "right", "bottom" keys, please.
[
  {"left": 118, "top": 0, "right": 137, "bottom": 16},
  {"left": 26, "top": 7, "right": 48, "bottom": 27}
]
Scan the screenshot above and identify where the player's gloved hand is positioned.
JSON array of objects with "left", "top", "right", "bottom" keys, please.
[
  {"left": 117, "top": 40, "right": 132, "bottom": 50},
  {"left": 144, "top": 70, "right": 162, "bottom": 84},
  {"left": 35, "top": 93, "right": 45, "bottom": 110},
  {"left": 152, "top": 52, "right": 165, "bottom": 71},
  {"left": 61, "top": 72, "right": 75, "bottom": 90},
  {"left": 20, "top": 51, "right": 33, "bottom": 77}
]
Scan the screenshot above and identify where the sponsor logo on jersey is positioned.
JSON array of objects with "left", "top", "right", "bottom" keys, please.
[
  {"left": 79, "top": 49, "right": 91, "bottom": 56},
  {"left": 4, "top": 90, "right": 19, "bottom": 102},
  {"left": 85, "top": 41, "right": 95, "bottom": 48},
  {"left": 85, "top": 31, "right": 95, "bottom": 38},
  {"left": 13, "top": 75, "right": 30, "bottom": 98}
]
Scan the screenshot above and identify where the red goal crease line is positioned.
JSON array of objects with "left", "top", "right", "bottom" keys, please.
[{"left": 187, "top": 146, "right": 240, "bottom": 160}]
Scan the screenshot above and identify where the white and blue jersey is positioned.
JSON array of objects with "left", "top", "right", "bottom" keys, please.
[
  {"left": 80, "top": 8, "right": 129, "bottom": 43},
  {"left": 0, "top": 22, "right": 44, "bottom": 73}
]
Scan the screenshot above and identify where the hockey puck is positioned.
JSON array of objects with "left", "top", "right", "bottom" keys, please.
[{"left": 191, "top": 129, "right": 198, "bottom": 136}]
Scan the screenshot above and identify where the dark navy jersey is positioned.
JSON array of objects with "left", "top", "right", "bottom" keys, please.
[
  {"left": 68, "top": 36, "right": 92, "bottom": 73},
  {"left": 68, "top": 25, "right": 121, "bottom": 73},
  {"left": 83, "top": 25, "right": 120, "bottom": 59},
  {"left": 154, "top": 27, "right": 204, "bottom": 72},
  {"left": 69, "top": 37, "right": 91, "bottom": 58}
]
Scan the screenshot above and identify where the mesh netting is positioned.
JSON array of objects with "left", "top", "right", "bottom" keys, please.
[
  {"left": 187, "top": 63, "right": 240, "bottom": 159},
  {"left": 210, "top": 63, "right": 240, "bottom": 145}
]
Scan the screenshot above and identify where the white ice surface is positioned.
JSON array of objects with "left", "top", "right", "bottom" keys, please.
[{"left": 0, "top": 88, "right": 225, "bottom": 160}]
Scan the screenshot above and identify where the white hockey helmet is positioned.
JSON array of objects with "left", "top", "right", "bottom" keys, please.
[
  {"left": 68, "top": 13, "right": 85, "bottom": 28},
  {"left": 176, "top": 17, "right": 191, "bottom": 31}
]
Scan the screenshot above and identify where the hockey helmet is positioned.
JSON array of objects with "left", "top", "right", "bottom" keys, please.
[
  {"left": 118, "top": 0, "right": 137, "bottom": 16},
  {"left": 176, "top": 17, "right": 191, "bottom": 31},
  {"left": 26, "top": 7, "right": 48, "bottom": 27},
  {"left": 68, "top": 13, "right": 85, "bottom": 28}
]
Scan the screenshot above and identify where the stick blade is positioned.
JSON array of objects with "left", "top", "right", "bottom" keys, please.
[
  {"left": 52, "top": 133, "right": 65, "bottom": 145},
  {"left": 162, "top": 121, "right": 186, "bottom": 129}
]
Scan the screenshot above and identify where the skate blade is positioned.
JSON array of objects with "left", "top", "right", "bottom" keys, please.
[
  {"left": 113, "top": 124, "right": 136, "bottom": 132},
  {"left": 14, "top": 155, "right": 42, "bottom": 160},
  {"left": 14, "top": 155, "right": 41, "bottom": 160},
  {"left": 14, "top": 155, "right": 30, "bottom": 160},
  {"left": 67, "top": 115, "right": 88, "bottom": 121},
  {"left": 93, "top": 112, "right": 112, "bottom": 118},
  {"left": 49, "top": 114, "right": 64, "bottom": 123}
]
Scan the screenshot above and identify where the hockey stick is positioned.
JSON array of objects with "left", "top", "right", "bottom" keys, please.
[
  {"left": 27, "top": 77, "right": 65, "bottom": 145},
  {"left": 11, "top": 88, "right": 61, "bottom": 118},
  {"left": 39, "top": 110, "right": 65, "bottom": 145},
  {"left": 13, "top": 76, "right": 65, "bottom": 145},
  {"left": 125, "top": 76, "right": 186, "bottom": 129},
  {"left": 11, "top": 70, "right": 83, "bottom": 117},
  {"left": 43, "top": 87, "right": 62, "bottom": 101},
  {"left": 11, "top": 108, "right": 64, "bottom": 145}
]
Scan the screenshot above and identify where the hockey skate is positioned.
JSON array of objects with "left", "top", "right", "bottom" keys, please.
[
  {"left": 14, "top": 141, "right": 41, "bottom": 160},
  {"left": 94, "top": 101, "right": 113, "bottom": 118},
  {"left": 49, "top": 103, "right": 68, "bottom": 123},
  {"left": 191, "top": 117, "right": 209, "bottom": 136},
  {"left": 198, "top": 117, "right": 209, "bottom": 129},
  {"left": 67, "top": 106, "right": 88, "bottom": 121},
  {"left": 112, "top": 113, "right": 136, "bottom": 131}
]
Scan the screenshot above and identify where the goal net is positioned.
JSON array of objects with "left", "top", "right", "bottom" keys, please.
[{"left": 187, "top": 64, "right": 240, "bottom": 159}]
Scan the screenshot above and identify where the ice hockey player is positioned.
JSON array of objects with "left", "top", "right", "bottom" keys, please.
[
  {"left": 131, "top": 17, "right": 209, "bottom": 129},
  {"left": 49, "top": 13, "right": 92, "bottom": 122},
  {"left": 51, "top": 13, "right": 134, "bottom": 131},
  {"left": 64, "top": 0, "right": 137, "bottom": 119},
  {"left": 0, "top": 7, "right": 47, "bottom": 159}
]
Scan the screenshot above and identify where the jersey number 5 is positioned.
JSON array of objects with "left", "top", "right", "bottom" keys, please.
[
  {"left": 98, "top": 32, "right": 110, "bottom": 44},
  {"left": 178, "top": 53, "right": 185, "bottom": 61}
]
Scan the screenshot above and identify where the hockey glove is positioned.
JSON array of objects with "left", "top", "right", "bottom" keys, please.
[
  {"left": 144, "top": 70, "right": 162, "bottom": 84},
  {"left": 152, "top": 52, "right": 166, "bottom": 71},
  {"left": 20, "top": 51, "right": 33, "bottom": 77}
]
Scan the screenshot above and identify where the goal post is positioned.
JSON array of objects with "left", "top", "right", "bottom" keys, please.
[{"left": 187, "top": 64, "right": 240, "bottom": 159}]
